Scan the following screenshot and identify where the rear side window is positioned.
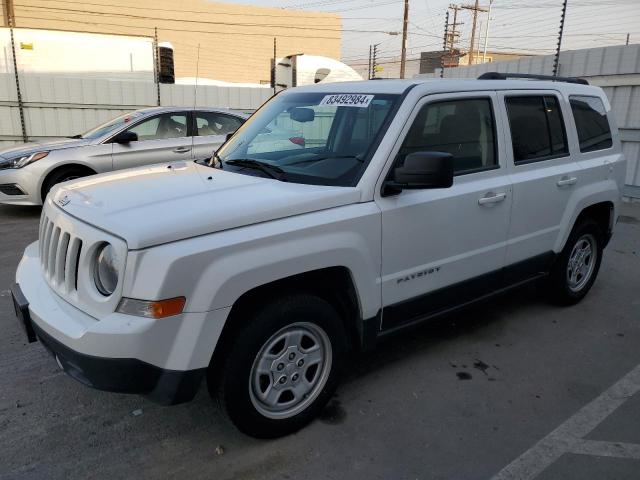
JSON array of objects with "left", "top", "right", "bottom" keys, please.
[
  {"left": 195, "top": 112, "right": 243, "bottom": 136},
  {"left": 569, "top": 96, "right": 612, "bottom": 152},
  {"left": 506, "top": 96, "right": 568, "bottom": 164},
  {"left": 398, "top": 98, "right": 497, "bottom": 174}
]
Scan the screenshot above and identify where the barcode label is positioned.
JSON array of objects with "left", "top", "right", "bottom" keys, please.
[{"left": 319, "top": 94, "right": 374, "bottom": 108}]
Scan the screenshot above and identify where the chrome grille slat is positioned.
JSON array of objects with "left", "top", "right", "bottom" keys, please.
[
  {"left": 42, "top": 221, "right": 54, "bottom": 269},
  {"left": 65, "top": 237, "right": 82, "bottom": 293},
  {"left": 38, "top": 216, "right": 46, "bottom": 261},
  {"left": 55, "top": 233, "right": 71, "bottom": 287},
  {"left": 48, "top": 227, "right": 61, "bottom": 279}
]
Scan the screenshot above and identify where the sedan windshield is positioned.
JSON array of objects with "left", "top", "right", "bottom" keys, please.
[
  {"left": 215, "top": 92, "right": 399, "bottom": 186},
  {"left": 79, "top": 111, "right": 144, "bottom": 140}
]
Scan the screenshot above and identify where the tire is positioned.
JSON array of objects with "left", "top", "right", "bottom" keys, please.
[
  {"left": 209, "top": 293, "right": 347, "bottom": 438},
  {"left": 41, "top": 167, "right": 91, "bottom": 202},
  {"left": 547, "top": 219, "right": 603, "bottom": 305}
]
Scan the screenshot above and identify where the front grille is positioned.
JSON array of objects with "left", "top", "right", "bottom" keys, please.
[
  {"left": 39, "top": 212, "right": 83, "bottom": 293},
  {"left": 0, "top": 183, "right": 26, "bottom": 195}
]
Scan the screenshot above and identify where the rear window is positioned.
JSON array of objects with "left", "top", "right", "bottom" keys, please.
[
  {"left": 569, "top": 95, "right": 613, "bottom": 153},
  {"left": 505, "top": 95, "right": 568, "bottom": 164}
]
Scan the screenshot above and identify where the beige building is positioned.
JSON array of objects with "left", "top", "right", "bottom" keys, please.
[{"left": 0, "top": 0, "right": 342, "bottom": 83}]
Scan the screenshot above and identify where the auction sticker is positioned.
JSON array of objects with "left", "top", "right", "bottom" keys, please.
[{"left": 319, "top": 94, "right": 374, "bottom": 108}]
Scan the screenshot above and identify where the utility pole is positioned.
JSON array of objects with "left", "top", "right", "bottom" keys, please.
[
  {"left": 368, "top": 44, "right": 372, "bottom": 79},
  {"left": 8, "top": 7, "right": 27, "bottom": 142},
  {"left": 440, "top": 10, "right": 449, "bottom": 78},
  {"left": 462, "top": 1, "right": 487, "bottom": 65},
  {"left": 372, "top": 43, "right": 380, "bottom": 79},
  {"left": 482, "top": 0, "right": 493, "bottom": 63},
  {"left": 443, "top": 11, "right": 450, "bottom": 52},
  {"left": 553, "top": 0, "right": 568, "bottom": 77},
  {"left": 153, "top": 27, "right": 161, "bottom": 106},
  {"left": 447, "top": 5, "right": 463, "bottom": 52},
  {"left": 400, "top": 0, "right": 409, "bottom": 79},
  {"left": 271, "top": 37, "right": 277, "bottom": 94},
  {"left": 3, "top": 0, "right": 15, "bottom": 27}
]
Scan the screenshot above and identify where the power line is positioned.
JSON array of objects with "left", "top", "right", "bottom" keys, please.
[{"left": 15, "top": 4, "right": 398, "bottom": 34}]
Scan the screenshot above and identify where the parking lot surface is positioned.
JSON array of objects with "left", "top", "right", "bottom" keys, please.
[{"left": 1, "top": 202, "right": 639, "bottom": 480}]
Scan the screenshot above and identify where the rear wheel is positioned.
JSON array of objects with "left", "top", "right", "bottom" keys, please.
[
  {"left": 41, "top": 167, "right": 92, "bottom": 202},
  {"left": 548, "top": 219, "right": 603, "bottom": 305},
  {"left": 209, "top": 293, "right": 347, "bottom": 438}
]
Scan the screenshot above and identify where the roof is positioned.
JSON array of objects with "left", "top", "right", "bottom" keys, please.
[
  {"left": 289, "top": 77, "right": 602, "bottom": 96},
  {"left": 133, "top": 106, "right": 248, "bottom": 117}
]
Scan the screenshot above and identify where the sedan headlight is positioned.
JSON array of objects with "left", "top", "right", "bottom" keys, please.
[
  {"left": 4, "top": 151, "right": 49, "bottom": 169},
  {"left": 94, "top": 243, "right": 120, "bottom": 296}
]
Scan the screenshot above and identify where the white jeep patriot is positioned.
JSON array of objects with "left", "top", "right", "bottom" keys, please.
[{"left": 12, "top": 73, "right": 626, "bottom": 437}]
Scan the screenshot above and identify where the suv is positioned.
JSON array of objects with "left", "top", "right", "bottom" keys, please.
[
  {"left": 0, "top": 107, "right": 246, "bottom": 205},
  {"left": 12, "top": 74, "right": 625, "bottom": 438}
]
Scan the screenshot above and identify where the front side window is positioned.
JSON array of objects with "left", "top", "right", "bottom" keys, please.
[
  {"left": 81, "top": 111, "right": 144, "bottom": 140},
  {"left": 126, "top": 113, "right": 188, "bottom": 141},
  {"left": 397, "top": 98, "right": 497, "bottom": 174},
  {"left": 570, "top": 95, "right": 612, "bottom": 152},
  {"left": 506, "top": 95, "right": 568, "bottom": 164},
  {"left": 195, "top": 112, "right": 243, "bottom": 136},
  {"left": 215, "top": 92, "right": 399, "bottom": 186}
]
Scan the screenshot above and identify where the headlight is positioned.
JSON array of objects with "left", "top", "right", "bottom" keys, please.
[
  {"left": 9, "top": 151, "right": 49, "bottom": 169},
  {"left": 94, "top": 243, "right": 120, "bottom": 296}
]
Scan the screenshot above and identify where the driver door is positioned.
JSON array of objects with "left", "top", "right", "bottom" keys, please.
[
  {"left": 111, "top": 111, "right": 191, "bottom": 171},
  {"left": 376, "top": 92, "right": 512, "bottom": 330}
]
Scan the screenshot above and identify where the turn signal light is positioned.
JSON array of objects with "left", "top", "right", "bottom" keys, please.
[{"left": 117, "top": 297, "right": 186, "bottom": 319}]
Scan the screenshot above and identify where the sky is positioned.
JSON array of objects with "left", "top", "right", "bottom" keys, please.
[{"left": 216, "top": 0, "right": 640, "bottom": 68}]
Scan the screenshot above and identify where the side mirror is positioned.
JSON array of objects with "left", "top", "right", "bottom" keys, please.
[
  {"left": 113, "top": 130, "right": 138, "bottom": 144},
  {"left": 385, "top": 151, "right": 454, "bottom": 194}
]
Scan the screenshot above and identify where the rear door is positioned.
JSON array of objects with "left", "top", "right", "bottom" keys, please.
[
  {"left": 111, "top": 111, "right": 191, "bottom": 170},
  {"left": 499, "top": 90, "right": 581, "bottom": 274},
  {"left": 191, "top": 111, "right": 244, "bottom": 160}
]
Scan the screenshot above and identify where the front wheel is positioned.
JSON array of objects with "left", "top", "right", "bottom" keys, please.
[
  {"left": 210, "top": 294, "right": 347, "bottom": 438},
  {"left": 547, "top": 219, "right": 603, "bottom": 305}
]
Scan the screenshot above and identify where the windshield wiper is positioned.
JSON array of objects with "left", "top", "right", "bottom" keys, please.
[
  {"left": 67, "top": 134, "right": 82, "bottom": 139},
  {"left": 224, "top": 159, "right": 286, "bottom": 181}
]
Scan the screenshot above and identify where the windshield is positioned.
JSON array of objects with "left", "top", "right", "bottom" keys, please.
[
  {"left": 215, "top": 92, "right": 399, "bottom": 186},
  {"left": 80, "top": 111, "right": 145, "bottom": 140}
]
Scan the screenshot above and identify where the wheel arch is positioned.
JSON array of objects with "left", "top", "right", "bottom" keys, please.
[
  {"left": 555, "top": 180, "right": 618, "bottom": 253},
  {"left": 207, "top": 266, "right": 365, "bottom": 378},
  {"left": 558, "top": 198, "right": 615, "bottom": 252},
  {"left": 40, "top": 163, "right": 98, "bottom": 203}
]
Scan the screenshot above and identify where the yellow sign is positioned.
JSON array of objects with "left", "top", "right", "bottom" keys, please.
[{"left": 20, "top": 42, "right": 34, "bottom": 50}]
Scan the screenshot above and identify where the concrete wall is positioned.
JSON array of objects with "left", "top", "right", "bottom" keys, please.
[
  {"left": 0, "top": 72, "right": 272, "bottom": 146},
  {"left": 2, "top": 0, "right": 342, "bottom": 84},
  {"left": 427, "top": 44, "right": 640, "bottom": 197}
]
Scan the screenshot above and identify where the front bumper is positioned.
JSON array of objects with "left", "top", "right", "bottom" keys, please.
[
  {"left": 13, "top": 242, "right": 230, "bottom": 405},
  {"left": 0, "top": 167, "right": 40, "bottom": 205},
  {"left": 12, "top": 282, "right": 205, "bottom": 405}
]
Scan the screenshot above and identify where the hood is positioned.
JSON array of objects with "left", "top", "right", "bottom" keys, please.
[
  {"left": 0, "top": 138, "right": 93, "bottom": 159},
  {"left": 51, "top": 161, "right": 362, "bottom": 249}
]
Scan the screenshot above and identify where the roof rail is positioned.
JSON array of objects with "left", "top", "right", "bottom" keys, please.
[{"left": 478, "top": 71, "right": 589, "bottom": 85}]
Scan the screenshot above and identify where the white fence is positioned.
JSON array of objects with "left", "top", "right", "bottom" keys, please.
[
  {"left": 0, "top": 72, "right": 272, "bottom": 147},
  {"left": 426, "top": 44, "right": 640, "bottom": 198}
]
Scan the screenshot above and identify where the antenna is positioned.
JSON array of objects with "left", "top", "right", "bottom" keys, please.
[{"left": 193, "top": 43, "right": 201, "bottom": 109}]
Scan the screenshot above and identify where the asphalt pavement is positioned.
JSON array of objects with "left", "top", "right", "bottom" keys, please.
[{"left": 1, "top": 202, "right": 639, "bottom": 480}]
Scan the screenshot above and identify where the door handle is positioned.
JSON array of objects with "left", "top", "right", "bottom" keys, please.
[
  {"left": 557, "top": 176, "right": 577, "bottom": 187},
  {"left": 173, "top": 147, "right": 191, "bottom": 153},
  {"left": 478, "top": 192, "right": 507, "bottom": 206}
]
